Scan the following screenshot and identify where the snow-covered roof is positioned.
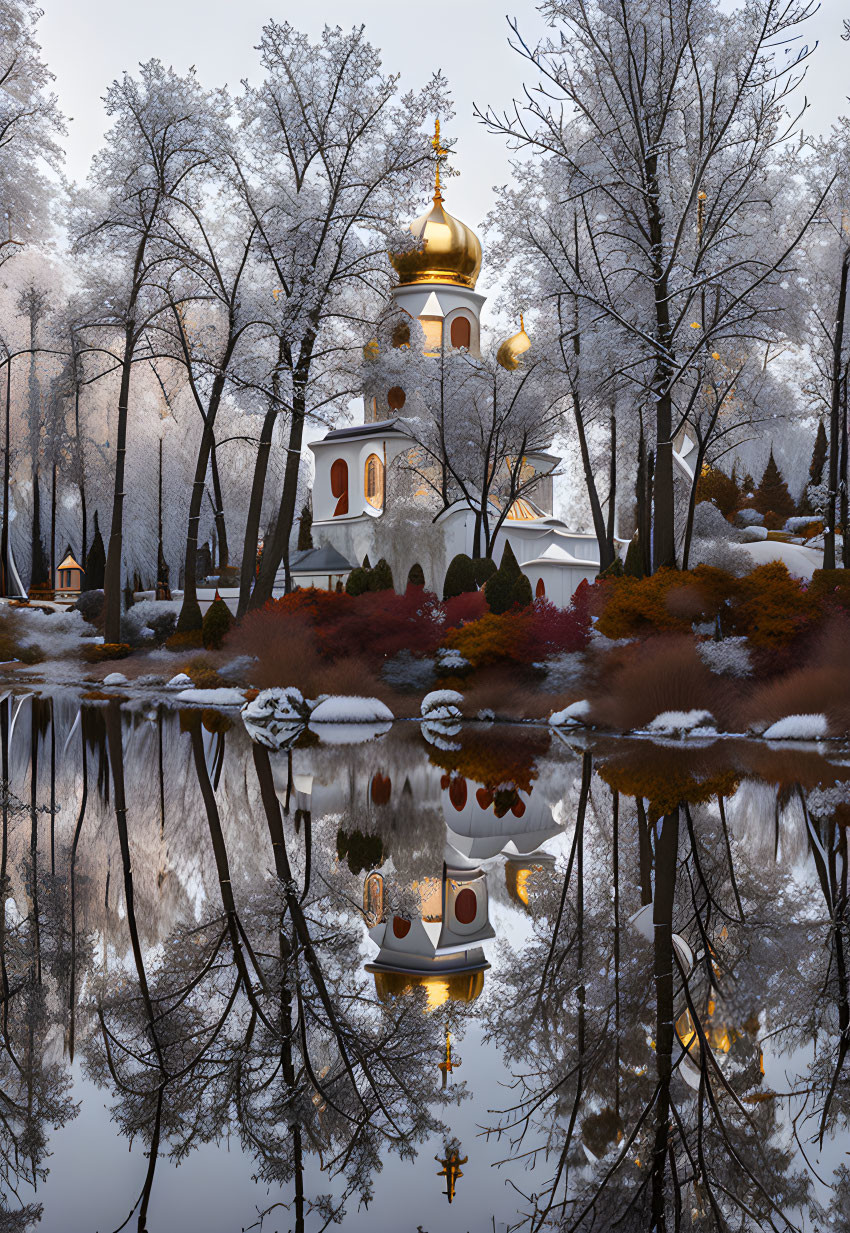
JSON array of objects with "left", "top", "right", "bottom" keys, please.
[
  {"left": 523, "top": 543, "right": 599, "bottom": 568},
  {"left": 315, "top": 418, "right": 407, "bottom": 443},
  {"left": 289, "top": 545, "right": 355, "bottom": 574}
]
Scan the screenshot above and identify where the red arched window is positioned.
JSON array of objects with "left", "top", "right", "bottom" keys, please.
[
  {"left": 535, "top": 577, "right": 546, "bottom": 598},
  {"left": 454, "top": 887, "right": 477, "bottom": 925},
  {"left": 392, "top": 916, "right": 411, "bottom": 939},
  {"left": 450, "top": 316, "right": 471, "bottom": 349},
  {"left": 387, "top": 386, "right": 406, "bottom": 411},
  {"left": 330, "top": 459, "right": 349, "bottom": 516},
  {"left": 370, "top": 773, "right": 391, "bottom": 805}
]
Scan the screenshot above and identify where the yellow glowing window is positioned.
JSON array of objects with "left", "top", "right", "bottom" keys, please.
[{"left": 364, "top": 453, "right": 384, "bottom": 508}]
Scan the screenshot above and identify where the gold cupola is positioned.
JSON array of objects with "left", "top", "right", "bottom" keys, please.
[
  {"left": 389, "top": 122, "right": 482, "bottom": 290},
  {"left": 497, "top": 315, "right": 531, "bottom": 370}
]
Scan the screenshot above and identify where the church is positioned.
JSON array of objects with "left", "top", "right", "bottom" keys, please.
[{"left": 301, "top": 129, "right": 601, "bottom": 606}]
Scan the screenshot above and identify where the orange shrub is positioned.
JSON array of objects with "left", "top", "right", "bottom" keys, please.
[
  {"left": 596, "top": 567, "right": 733, "bottom": 639},
  {"left": 441, "top": 611, "right": 530, "bottom": 670},
  {"left": 729, "top": 563, "right": 815, "bottom": 648}
]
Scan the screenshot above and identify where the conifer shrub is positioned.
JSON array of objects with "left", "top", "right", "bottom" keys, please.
[
  {"left": 752, "top": 449, "right": 794, "bottom": 523},
  {"left": 84, "top": 513, "right": 106, "bottom": 589},
  {"left": 407, "top": 562, "right": 426, "bottom": 589},
  {"left": 485, "top": 541, "right": 523, "bottom": 614},
  {"left": 798, "top": 421, "right": 828, "bottom": 514},
  {"left": 696, "top": 465, "right": 740, "bottom": 518},
  {"left": 473, "top": 557, "right": 497, "bottom": 587},
  {"left": 346, "top": 567, "right": 370, "bottom": 596},
  {"left": 443, "top": 553, "right": 477, "bottom": 599},
  {"left": 623, "top": 536, "right": 644, "bottom": 578},
  {"left": 176, "top": 596, "right": 203, "bottom": 633},
  {"left": 368, "top": 557, "right": 394, "bottom": 592},
  {"left": 297, "top": 503, "right": 313, "bottom": 551},
  {"left": 510, "top": 571, "right": 533, "bottom": 610},
  {"left": 202, "top": 594, "right": 234, "bottom": 650},
  {"left": 599, "top": 556, "right": 624, "bottom": 579}
]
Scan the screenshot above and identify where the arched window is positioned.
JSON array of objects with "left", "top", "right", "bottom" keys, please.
[
  {"left": 330, "top": 458, "right": 349, "bottom": 516},
  {"left": 535, "top": 577, "right": 546, "bottom": 598},
  {"left": 448, "top": 778, "right": 467, "bottom": 811},
  {"left": 450, "top": 315, "right": 471, "bottom": 349},
  {"left": 364, "top": 453, "right": 384, "bottom": 509},
  {"left": 454, "top": 887, "right": 478, "bottom": 925},
  {"left": 392, "top": 916, "right": 411, "bottom": 939},
  {"left": 370, "top": 772, "right": 391, "bottom": 806},
  {"left": 387, "top": 385, "right": 406, "bottom": 411}
]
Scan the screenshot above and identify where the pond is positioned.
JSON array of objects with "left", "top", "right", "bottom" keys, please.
[{"left": 1, "top": 691, "right": 849, "bottom": 1232}]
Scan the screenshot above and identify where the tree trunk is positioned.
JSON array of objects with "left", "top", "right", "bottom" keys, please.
[
  {"left": 646, "top": 151, "right": 677, "bottom": 572},
  {"left": 605, "top": 410, "right": 617, "bottom": 562},
  {"left": 681, "top": 441, "right": 706, "bottom": 570},
  {"left": 177, "top": 371, "right": 226, "bottom": 632},
  {"left": 74, "top": 385, "right": 87, "bottom": 563},
  {"left": 209, "top": 441, "right": 228, "bottom": 569},
  {"left": 237, "top": 401, "right": 278, "bottom": 619},
  {"left": 103, "top": 330, "right": 135, "bottom": 644},
  {"left": 824, "top": 248, "right": 849, "bottom": 571},
  {"left": 1, "top": 359, "right": 10, "bottom": 596},
  {"left": 573, "top": 393, "right": 614, "bottom": 572},
  {"left": 841, "top": 367, "right": 848, "bottom": 569},
  {"left": 50, "top": 458, "right": 56, "bottom": 587},
  {"left": 651, "top": 807, "right": 680, "bottom": 1230}
]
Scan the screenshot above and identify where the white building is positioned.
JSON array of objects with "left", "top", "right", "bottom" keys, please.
[{"left": 307, "top": 150, "right": 600, "bottom": 606}]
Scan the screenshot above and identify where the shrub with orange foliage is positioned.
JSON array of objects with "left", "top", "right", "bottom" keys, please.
[
  {"left": 441, "top": 597, "right": 589, "bottom": 671},
  {"left": 729, "top": 563, "right": 815, "bottom": 648},
  {"left": 426, "top": 726, "right": 551, "bottom": 793}
]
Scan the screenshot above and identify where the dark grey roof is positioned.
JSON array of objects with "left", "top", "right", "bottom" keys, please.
[
  {"left": 320, "top": 418, "right": 404, "bottom": 442},
  {"left": 289, "top": 545, "right": 355, "bottom": 574}
]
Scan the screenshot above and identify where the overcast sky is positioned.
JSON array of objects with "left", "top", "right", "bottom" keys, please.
[{"left": 39, "top": 0, "right": 850, "bottom": 246}]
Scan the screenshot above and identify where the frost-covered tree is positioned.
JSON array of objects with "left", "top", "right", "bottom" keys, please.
[
  {"left": 0, "top": 0, "right": 64, "bottom": 272},
  {"left": 481, "top": 0, "right": 823, "bottom": 572},
  {"left": 71, "top": 62, "right": 226, "bottom": 641},
  {"left": 230, "top": 23, "right": 447, "bottom": 611}
]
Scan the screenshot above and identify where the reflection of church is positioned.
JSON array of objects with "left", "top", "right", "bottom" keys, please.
[{"left": 305, "top": 126, "right": 600, "bottom": 606}]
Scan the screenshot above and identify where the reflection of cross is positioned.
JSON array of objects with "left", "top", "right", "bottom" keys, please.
[
  {"left": 435, "top": 1141, "right": 467, "bottom": 1204},
  {"left": 431, "top": 119, "right": 448, "bottom": 201},
  {"left": 437, "top": 1028, "right": 461, "bottom": 1089}
]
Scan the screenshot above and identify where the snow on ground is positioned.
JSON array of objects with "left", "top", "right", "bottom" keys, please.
[
  {"left": 738, "top": 538, "right": 822, "bottom": 580},
  {"left": 310, "top": 696, "right": 394, "bottom": 723},
  {"left": 549, "top": 700, "right": 591, "bottom": 726},
  {"left": 166, "top": 673, "right": 193, "bottom": 689},
  {"left": 762, "top": 714, "right": 829, "bottom": 741},
  {"left": 102, "top": 672, "right": 129, "bottom": 686},
  {"left": 420, "top": 690, "right": 463, "bottom": 721},
  {"left": 175, "top": 688, "right": 247, "bottom": 706},
  {"left": 645, "top": 710, "right": 717, "bottom": 736},
  {"left": 6, "top": 605, "right": 99, "bottom": 657}
]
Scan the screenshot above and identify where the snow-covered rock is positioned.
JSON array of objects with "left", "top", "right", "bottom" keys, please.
[
  {"left": 308, "top": 720, "right": 393, "bottom": 746},
  {"left": 739, "top": 525, "right": 769, "bottom": 542},
  {"left": 175, "top": 688, "right": 247, "bottom": 707},
  {"left": 436, "top": 647, "right": 469, "bottom": 673},
  {"left": 166, "top": 673, "right": 193, "bottom": 690},
  {"left": 102, "top": 672, "right": 129, "bottom": 686},
  {"left": 645, "top": 710, "right": 717, "bottom": 737},
  {"left": 241, "top": 687, "right": 311, "bottom": 748},
  {"left": 762, "top": 713, "right": 828, "bottom": 741},
  {"left": 310, "top": 696, "right": 394, "bottom": 724},
  {"left": 420, "top": 690, "right": 464, "bottom": 722},
  {"left": 549, "top": 700, "right": 592, "bottom": 727}
]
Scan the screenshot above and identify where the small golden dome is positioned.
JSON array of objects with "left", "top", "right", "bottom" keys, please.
[
  {"left": 390, "top": 193, "right": 482, "bottom": 290},
  {"left": 497, "top": 316, "right": 531, "bottom": 370},
  {"left": 372, "top": 968, "right": 485, "bottom": 1009}
]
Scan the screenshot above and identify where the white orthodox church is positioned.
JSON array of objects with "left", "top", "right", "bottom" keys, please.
[{"left": 298, "top": 145, "right": 601, "bottom": 607}]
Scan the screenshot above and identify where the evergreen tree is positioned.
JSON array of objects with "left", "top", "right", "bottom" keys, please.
[
  {"left": 202, "top": 592, "right": 234, "bottom": 649},
  {"left": 473, "top": 557, "right": 497, "bottom": 587},
  {"left": 797, "top": 421, "right": 828, "bottom": 514},
  {"left": 753, "top": 449, "right": 795, "bottom": 522},
  {"left": 443, "top": 553, "right": 477, "bottom": 599},
  {"left": 485, "top": 541, "right": 525, "bottom": 614},
  {"left": 368, "top": 557, "right": 394, "bottom": 592},
  {"left": 84, "top": 512, "right": 106, "bottom": 590},
  {"left": 297, "top": 503, "right": 313, "bottom": 551},
  {"left": 345, "top": 567, "right": 370, "bottom": 596},
  {"left": 623, "top": 535, "right": 644, "bottom": 578}
]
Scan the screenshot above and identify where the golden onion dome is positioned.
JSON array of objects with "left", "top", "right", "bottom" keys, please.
[
  {"left": 389, "top": 191, "right": 482, "bottom": 290},
  {"left": 497, "top": 315, "right": 531, "bottom": 370},
  {"left": 372, "top": 968, "right": 485, "bottom": 1009}
]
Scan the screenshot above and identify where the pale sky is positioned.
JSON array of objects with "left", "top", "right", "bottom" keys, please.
[{"left": 38, "top": 0, "right": 850, "bottom": 248}]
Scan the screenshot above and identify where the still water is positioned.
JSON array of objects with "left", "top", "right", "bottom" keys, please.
[{"left": 1, "top": 691, "right": 849, "bottom": 1232}]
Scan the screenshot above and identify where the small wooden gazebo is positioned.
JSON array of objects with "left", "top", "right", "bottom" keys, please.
[{"left": 55, "top": 549, "right": 85, "bottom": 602}]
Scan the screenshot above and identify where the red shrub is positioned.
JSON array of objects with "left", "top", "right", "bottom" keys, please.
[
  {"left": 520, "top": 598, "right": 591, "bottom": 659},
  {"left": 442, "top": 590, "right": 488, "bottom": 629}
]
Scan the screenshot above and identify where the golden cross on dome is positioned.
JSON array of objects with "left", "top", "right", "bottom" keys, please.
[{"left": 431, "top": 119, "right": 448, "bottom": 202}]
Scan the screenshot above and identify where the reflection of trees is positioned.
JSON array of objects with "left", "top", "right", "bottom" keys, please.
[
  {"left": 484, "top": 752, "right": 817, "bottom": 1230},
  {"left": 0, "top": 697, "right": 81, "bottom": 1231},
  {"left": 84, "top": 704, "right": 450, "bottom": 1231}
]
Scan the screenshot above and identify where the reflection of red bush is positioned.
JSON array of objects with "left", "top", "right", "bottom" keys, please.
[
  {"left": 448, "top": 777, "right": 467, "bottom": 810},
  {"left": 370, "top": 773, "right": 392, "bottom": 806},
  {"left": 428, "top": 727, "right": 550, "bottom": 793}
]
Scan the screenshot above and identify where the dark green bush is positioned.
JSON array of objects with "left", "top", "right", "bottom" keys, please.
[
  {"left": 346, "top": 567, "right": 370, "bottom": 596},
  {"left": 202, "top": 595, "right": 234, "bottom": 650},
  {"left": 485, "top": 541, "right": 524, "bottom": 615},
  {"left": 443, "top": 553, "right": 477, "bottom": 599},
  {"left": 368, "top": 557, "right": 394, "bottom": 592},
  {"left": 407, "top": 562, "right": 426, "bottom": 588},
  {"left": 473, "top": 557, "right": 497, "bottom": 587}
]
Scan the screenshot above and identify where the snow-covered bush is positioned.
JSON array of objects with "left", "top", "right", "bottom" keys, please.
[
  {"left": 436, "top": 646, "right": 470, "bottom": 674},
  {"left": 10, "top": 606, "right": 95, "bottom": 660},
  {"left": 241, "top": 687, "right": 311, "bottom": 748},
  {"left": 120, "top": 606, "right": 156, "bottom": 647},
  {"left": 644, "top": 709, "right": 717, "bottom": 736},
  {"left": 381, "top": 650, "right": 436, "bottom": 692},
  {"left": 420, "top": 690, "right": 463, "bottom": 721},
  {"left": 762, "top": 713, "right": 828, "bottom": 741},
  {"left": 693, "top": 501, "right": 745, "bottom": 543},
  {"left": 549, "top": 699, "right": 591, "bottom": 726},
  {"left": 127, "top": 599, "right": 179, "bottom": 640},
  {"left": 73, "top": 589, "right": 104, "bottom": 623},
  {"left": 735, "top": 509, "right": 764, "bottom": 527},
  {"left": 697, "top": 636, "right": 752, "bottom": 678},
  {"left": 688, "top": 503, "right": 751, "bottom": 575},
  {"left": 310, "top": 696, "right": 394, "bottom": 724}
]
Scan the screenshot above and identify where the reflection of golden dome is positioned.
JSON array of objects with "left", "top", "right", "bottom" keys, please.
[
  {"left": 497, "top": 316, "right": 531, "bottom": 370},
  {"left": 390, "top": 193, "right": 482, "bottom": 289},
  {"left": 372, "top": 968, "right": 485, "bottom": 1010}
]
